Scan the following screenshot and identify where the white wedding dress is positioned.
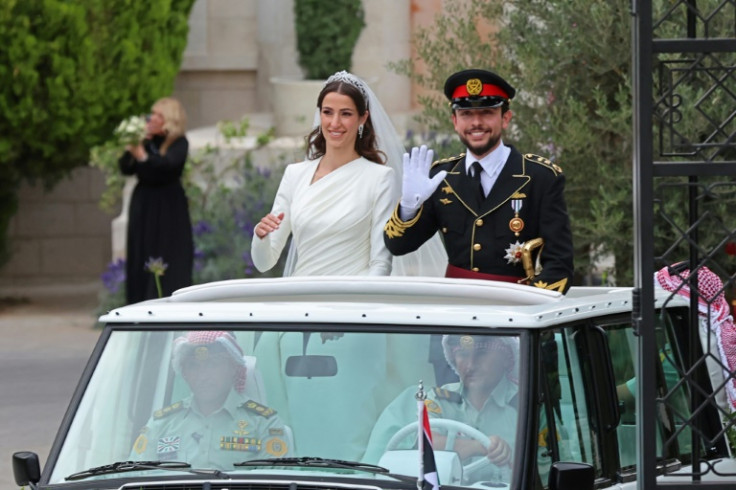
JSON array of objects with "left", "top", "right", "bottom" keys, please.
[{"left": 251, "top": 157, "right": 395, "bottom": 276}]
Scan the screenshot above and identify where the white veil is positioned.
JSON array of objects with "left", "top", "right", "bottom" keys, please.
[{"left": 283, "top": 71, "right": 448, "bottom": 277}]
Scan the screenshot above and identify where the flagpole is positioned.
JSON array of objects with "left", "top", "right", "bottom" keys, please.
[{"left": 416, "top": 380, "right": 425, "bottom": 490}]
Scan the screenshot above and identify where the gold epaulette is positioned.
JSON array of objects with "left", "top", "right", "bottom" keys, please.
[
  {"left": 153, "top": 400, "right": 184, "bottom": 419},
  {"left": 433, "top": 387, "right": 462, "bottom": 404},
  {"left": 431, "top": 153, "right": 465, "bottom": 168},
  {"left": 524, "top": 153, "right": 563, "bottom": 175},
  {"left": 241, "top": 399, "right": 277, "bottom": 418},
  {"left": 384, "top": 203, "right": 423, "bottom": 239}
]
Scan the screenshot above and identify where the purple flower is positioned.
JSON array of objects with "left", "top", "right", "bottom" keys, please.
[
  {"left": 193, "top": 220, "right": 214, "bottom": 237},
  {"left": 144, "top": 257, "right": 169, "bottom": 298},
  {"left": 101, "top": 258, "right": 126, "bottom": 294},
  {"left": 193, "top": 248, "right": 206, "bottom": 271},
  {"left": 144, "top": 257, "right": 169, "bottom": 276},
  {"left": 242, "top": 251, "right": 254, "bottom": 275},
  {"left": 257, "top": 166, "right": 272, "bottom": 179},
  {"left": 240, "top": 220, "right": 255, "bottom": 237}
]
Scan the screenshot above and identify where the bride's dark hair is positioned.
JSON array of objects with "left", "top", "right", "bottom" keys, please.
[{"left": 305, "top": 80, "right": 386, "bottom": 165}]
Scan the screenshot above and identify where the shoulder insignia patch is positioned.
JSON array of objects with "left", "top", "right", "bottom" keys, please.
[
  {"left": 425, "top": 399, "right": 442, "bottom": 414},
  {"left": 153, "top": 400, "right": 184, "bottom": 419},
  {"left": 132, "top": 433, "right": 148, "bottom": 454},
  {"left": 524, "top": 153, "right": 563, "bottom": 175},
  {"left": 433, "top": 387, "right": 462, "bottom": 404},
  {"left": 241, "top": 399, "right": 277, "bottom": 418},
  {"left": 431, "top": 153, "right": 465, "bottom": 168}
]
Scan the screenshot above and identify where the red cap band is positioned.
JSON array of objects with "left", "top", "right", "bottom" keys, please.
[{"left": 451, "top": 83, "right": 509, "bottom": 100}]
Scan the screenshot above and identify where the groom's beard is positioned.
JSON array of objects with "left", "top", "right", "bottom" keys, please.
[{"left": 458, "top": 132, "right": 501, "bottom": 158}]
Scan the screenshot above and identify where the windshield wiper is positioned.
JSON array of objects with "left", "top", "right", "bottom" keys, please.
[
  {"left": 235, "top": 456, "right": 416, "bottom": 484},
  {"left": 66, "top": 460, "right": 195, "bottom": 481}
]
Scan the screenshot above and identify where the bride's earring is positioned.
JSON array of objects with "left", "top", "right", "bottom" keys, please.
[{"left": 358, "top": 124, "right": 364, "bottom": 139}]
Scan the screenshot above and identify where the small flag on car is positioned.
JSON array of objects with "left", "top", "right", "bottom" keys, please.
[{"left": 416, "top": 381, "right": 440, "bottom": 490}]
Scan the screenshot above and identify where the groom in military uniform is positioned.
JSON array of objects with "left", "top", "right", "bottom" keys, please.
[{"left": 384, "top": 69, "right": 573, "bottom": 293}]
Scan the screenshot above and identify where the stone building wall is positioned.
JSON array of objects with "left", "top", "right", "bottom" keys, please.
[{"left": 0, "top": 167, "right": 114, "bottom": 288}]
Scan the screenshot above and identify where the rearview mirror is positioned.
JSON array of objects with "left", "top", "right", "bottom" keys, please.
[
  {"left": 547, "top": 461, "right": 594, "bottom": 490},
  {"left": 285, "top": 355, "right": 338, "bottom": 378}
]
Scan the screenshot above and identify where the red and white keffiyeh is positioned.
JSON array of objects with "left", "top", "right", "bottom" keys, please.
[
  {"left": 172, "top": 330, "right": 248, "bottom": 393},
  {"left": 655, "top": 265, "right": 736, "bottom": 412}
]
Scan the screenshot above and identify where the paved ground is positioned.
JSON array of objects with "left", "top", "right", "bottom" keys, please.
[{"left": 0, "top": 282, "right": 101, "bottom": 488}]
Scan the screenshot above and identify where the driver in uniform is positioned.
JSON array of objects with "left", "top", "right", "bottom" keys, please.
[
  {"left": 130, "top": 331, "right": 291, "bottom": 469},
  {"left": 425, "top": 335, "right": 517, "bottom": 469},
  {"left": 363, "top": 334, "right": 517, "bottom": 478}
]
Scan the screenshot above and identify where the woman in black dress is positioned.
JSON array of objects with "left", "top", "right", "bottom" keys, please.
[{"left": 119, "top": 97, "right": 193, "bottom": 304}]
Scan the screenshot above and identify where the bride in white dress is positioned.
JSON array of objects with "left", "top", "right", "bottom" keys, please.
[
  {"left": 250, "top": 71, "right": 448, "bottom": 461},
  {"left": 251, "top": 74, "right": 395, "bottom": 276}
]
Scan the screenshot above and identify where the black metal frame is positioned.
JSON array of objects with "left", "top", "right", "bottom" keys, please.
[{"left": 633, "top": 0, "right": 736, "bottom": 488}]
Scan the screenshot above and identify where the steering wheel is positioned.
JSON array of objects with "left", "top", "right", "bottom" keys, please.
[{"left": 385, "top": 418, "right": 493, "bottom": 476}]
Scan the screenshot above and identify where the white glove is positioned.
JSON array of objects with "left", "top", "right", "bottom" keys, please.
[{"left": 399, "top": 145, "right": 447, "bottom": 213}]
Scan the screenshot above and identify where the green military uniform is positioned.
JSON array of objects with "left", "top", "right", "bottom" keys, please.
[
  {"left": 426, "top": 380, "right": 518, "bottom": 450},
  {"left": 426, "top": 380, "right": 518, "bottom": 483},
  {"left": 385, "top": 148, "right": 573, "bottom": 293},
  {"left": 131, "top": 391, "right": 290, "bottom": 469},
  {"left": 363, "top": 378, "right": 518, "bottom": 468}
]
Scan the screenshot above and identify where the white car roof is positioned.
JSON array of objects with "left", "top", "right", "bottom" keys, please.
[{"left": 100, "top": 276, "right": 685, "bottom": 329}]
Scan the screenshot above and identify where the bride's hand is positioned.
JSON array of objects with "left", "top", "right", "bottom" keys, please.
[
  {"left": 255, "top": 212, "right": 285, "bottom": 238},
  {"left": 399, "top": 145, "right": 447, "bottom": 210}
]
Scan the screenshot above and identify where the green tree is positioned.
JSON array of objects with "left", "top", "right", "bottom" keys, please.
[
  {"left": 392, "top": 0, "right": 735, "bottom": 285},
  {"left": 294, "top": 0, "right": 365, "bottom": 79},
  {"left": 0, "top": 0, "right": 196, "bottom": 266}
]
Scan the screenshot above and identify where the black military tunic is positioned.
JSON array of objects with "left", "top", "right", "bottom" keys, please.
[{"left": 384, "top": 146, "right": 573, "bottom": 293}]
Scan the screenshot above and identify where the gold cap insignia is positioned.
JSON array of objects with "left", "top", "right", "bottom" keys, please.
[
  {"left": 466, "top": 78, "right": 483, "bottom": 96},
  {"left": 460, "top": 335, "right": 474, "bottom": 348},
  {"left": 194, "top": 346, "right": 209, "bottom": 361}
]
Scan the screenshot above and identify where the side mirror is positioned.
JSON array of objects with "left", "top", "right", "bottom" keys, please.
[
  {"left": 13, "top": 451, "right": 41, "bottom": 486},
  {"left": 285, "top": 355, "right": 337, "bottom": 377},
  {"left": 547, "top": 461, "right": 594, "bottom": 490}
]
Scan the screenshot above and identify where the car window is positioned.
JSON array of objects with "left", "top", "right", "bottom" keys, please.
[
  {"left": 536, "top": 327, "right": 599, "bottom": 485},
  {"left": 605, "top": 315, "right": 692, "bottom": 470},
  {"left": 48, "top": 327, "right": 522, "bottom": 488}
]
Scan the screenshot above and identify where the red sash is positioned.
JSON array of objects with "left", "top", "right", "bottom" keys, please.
[{"left": 445, "top": 264, "right": 526, "bottom": 284}]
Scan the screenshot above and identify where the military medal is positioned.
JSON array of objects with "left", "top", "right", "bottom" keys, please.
[
  {"left": 234, "top": 420, "right": 250, "bottom": 436},
  {"left": 504, "top": 240, "right": 524, "bottom": 264},
  {"left": 509, "top": 199, "right": 524, "bottom": 236}
]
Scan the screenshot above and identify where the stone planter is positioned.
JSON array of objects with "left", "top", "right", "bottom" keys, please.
[{"left": 269, "top": 77, "right": 325, "bottom": 137}]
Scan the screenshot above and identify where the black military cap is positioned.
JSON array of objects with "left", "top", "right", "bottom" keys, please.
[{"left": 443, "top": 69, "right": 516, "bottom": 109}]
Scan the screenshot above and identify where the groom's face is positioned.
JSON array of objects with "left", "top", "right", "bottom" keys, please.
[{"left": 452, "top": 107, "right": 512, "bottom": 159}]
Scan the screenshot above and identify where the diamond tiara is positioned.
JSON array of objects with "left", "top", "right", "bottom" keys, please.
[{"left": 325, "top": 70, "right": 369, "bottom": 108}]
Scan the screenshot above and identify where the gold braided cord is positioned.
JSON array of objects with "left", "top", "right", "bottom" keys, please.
[
  {"left": 533, "top": 278, "right": 567, "bottom": 293},
  {"left": 384, "top": 204, "right": 423, "bottom": 238}
]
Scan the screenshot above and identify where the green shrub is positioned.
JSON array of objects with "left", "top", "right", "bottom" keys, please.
[
  {"left": 294, "top": 0, "right": 365, "bottom": 79},
  {"left": 0, "top": 0, "right": 195, "bottom": 267}
]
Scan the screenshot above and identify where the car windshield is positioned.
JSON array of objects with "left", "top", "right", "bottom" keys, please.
[{"left": 49, "top": 326, "right": 521, "bottom": 488}]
